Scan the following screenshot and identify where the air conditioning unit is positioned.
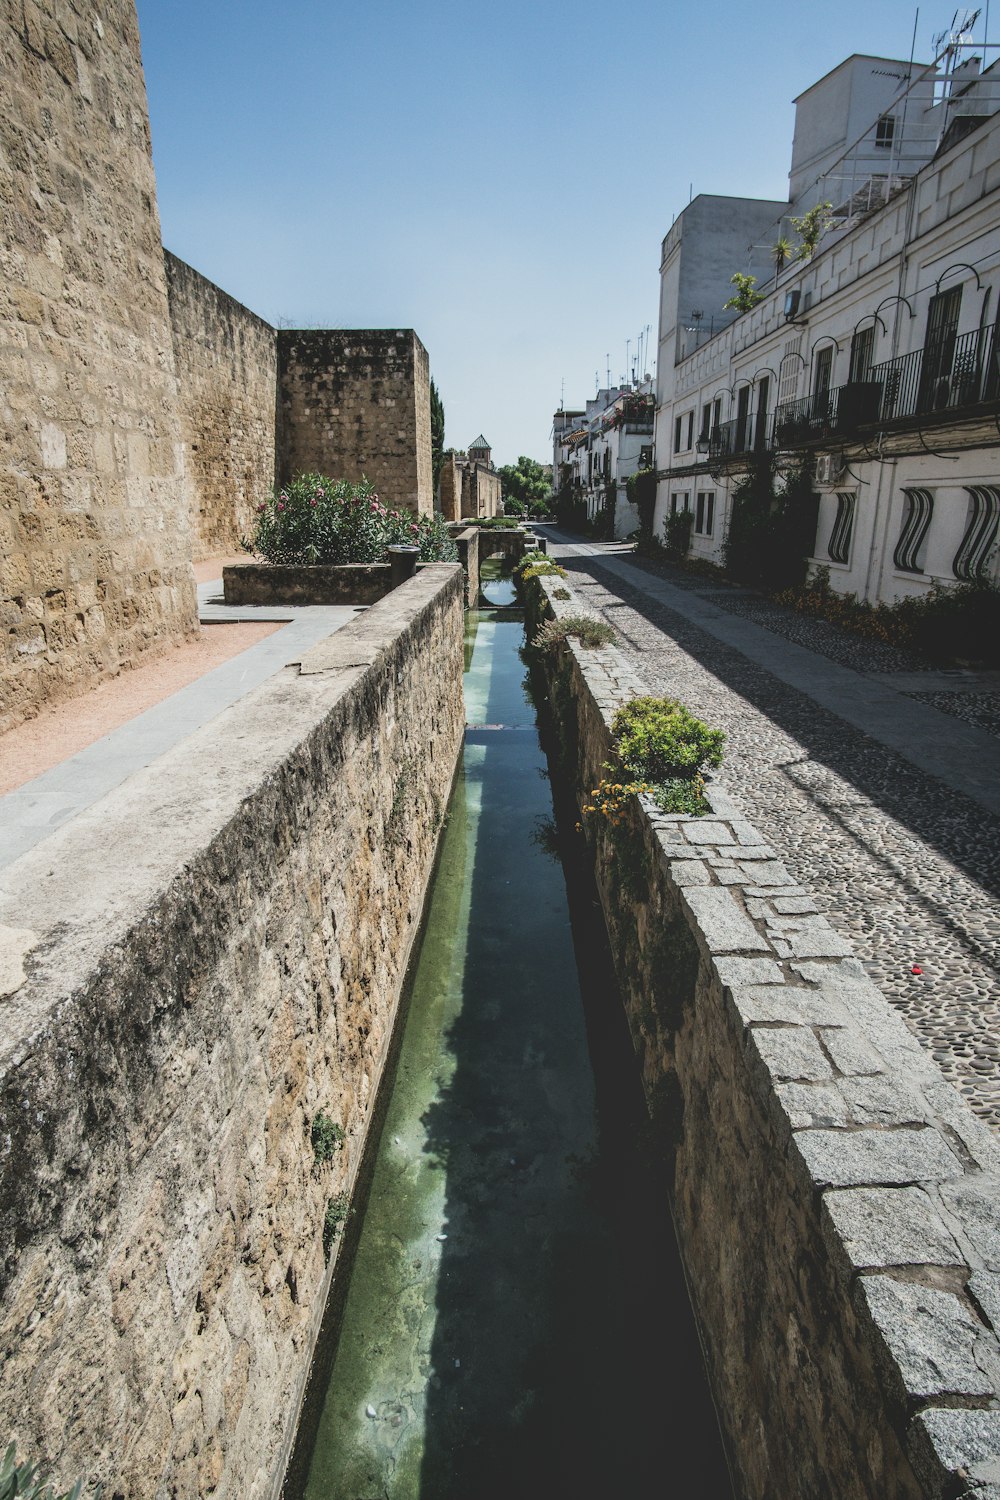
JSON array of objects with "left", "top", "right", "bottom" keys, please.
[{"left": 815, "top": 452, "right": 846, "bottom": 485}]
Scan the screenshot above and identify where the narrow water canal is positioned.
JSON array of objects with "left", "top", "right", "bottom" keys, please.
[{"left": 287, "top": 584, "right": 732, "bottom": 1499}]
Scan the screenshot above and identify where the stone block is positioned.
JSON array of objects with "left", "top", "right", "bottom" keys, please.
[
  {"left": 819, "top": 1027, "right": 887, "bottom": 1077},
  {"left": 678, "top": 821, "right": 735, "bottom": 844},
  {"left": 911, "top": 1409, "right": 1000, "bottom": 1498},
  {"left": 739, "top": 860, "right": 793, "bottom": 885},
  {"left": 776, "top": 1081, "right": 850, "bottom": 1130},
  {"left": 858, "top": 1275, "right": 997, "bottom": 1403},
  {"left": 970, "top": 1272, "right": 1000, "bottom": 1336},
  {"left": 726, "top": 984, "right": 851, "bottom": 1029},
  {"left": 749, "top": 1026, "right": 833, "bottom": 1083},
  {"left": 714, "top": 957, "right": 786, "bottom": 988},
  {"left": 823, "top": 1187, "right": 964, "bottom": 1271},
  {"left": 792, "top": 1127, "right": 964, "bottom": 1189},
  {"left": 939, "top": 1177, "right": 1000, "bottom": 1273},
  {"left": 670, "top": 860, "right": 711, "bottom": 887},
  {"left": 682, "top": 887, "right": 771, "bottom": 954}
]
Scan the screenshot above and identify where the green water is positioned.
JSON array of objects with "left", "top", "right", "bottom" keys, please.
[{"left": 290, "top": 608, "right": 732, "bottom": 1500}]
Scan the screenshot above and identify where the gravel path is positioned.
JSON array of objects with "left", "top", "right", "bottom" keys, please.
[{"left": 555, "top": 549, "right": 1000, "bottom": 1129}]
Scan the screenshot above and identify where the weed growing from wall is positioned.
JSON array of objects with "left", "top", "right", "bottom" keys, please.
[
  {"left": 531, "top": 614, "right": 617, "bottom": 652},
  {"left": 310, "top": 1112, "right": 346, "bottom": 1165},
  {"left": 322, "top": 1193, "right": 350, "bottom": 1261}
]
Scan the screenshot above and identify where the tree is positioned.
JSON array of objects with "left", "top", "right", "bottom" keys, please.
[
  {"left": 790, "top": 202, "right": 833, "bottom": 260},
  {"left": 497, "top": 455, "right": 551, "bottom": 514},
  {"left": 430, "top": 379, "right": 445, "bottom": 494},
  {"left": 723, "top": 272, "right": 765, "bottom": 315}
]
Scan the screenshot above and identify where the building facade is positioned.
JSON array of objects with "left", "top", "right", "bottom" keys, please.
[
  {"left": 553, "top": 385, "right": 654, "bottom": 539},
  {"left": 653, "top": 46, "right": 1000, "bottom": 602}
]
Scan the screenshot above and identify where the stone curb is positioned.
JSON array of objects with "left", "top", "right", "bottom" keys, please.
[{"left": 538, "top": 572, "right": 1000, "bottom": 1497}]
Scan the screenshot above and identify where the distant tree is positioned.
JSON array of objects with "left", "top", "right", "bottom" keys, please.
[
  {"left": 430, "top": 379, "right": 445, "bottom": 493},
  {"left": 497, "top": 455, "right": 550, "bottom": 513}
]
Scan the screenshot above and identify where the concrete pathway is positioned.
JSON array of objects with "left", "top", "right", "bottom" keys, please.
[
  {"left": 0, "top": 581, "right": 362, "bottom": 870},
  {"left": 545, "top": 531, "right": 1000, "bottom": 1127}
]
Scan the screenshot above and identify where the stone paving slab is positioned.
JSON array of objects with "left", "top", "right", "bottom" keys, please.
[
  {"left": 0, "top": 583, "right": 363, "bottom": 870},
  {"left": 547, "top": 536, "right": 1000, "bottom": 1130}
]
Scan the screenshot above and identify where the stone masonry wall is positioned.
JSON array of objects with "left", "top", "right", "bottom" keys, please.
[
  {"left": 0, "top": 565, "right": 465, "bottom": 1498},
  {"left": 532, "top": 574, "right": 1000, "bottom": 1500},
  {"left": 0, "top": 0, "right": 198, "bottom": 734},
  {"left": 164, "top": 252, "right": 277, "bottom": 561},
  {"left": 277, "top": 329, "right": 432, "bottom": 516}
]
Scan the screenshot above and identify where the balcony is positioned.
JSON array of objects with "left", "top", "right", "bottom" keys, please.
[
  {"left": 870, "top": 322, "right": 999, "bottom": 425},
  {"left": 708, "top": 414, "right": 773, "bottom": 461},
  {"left": 773, "top": 322, "right": 1000, "bottom": 448}
]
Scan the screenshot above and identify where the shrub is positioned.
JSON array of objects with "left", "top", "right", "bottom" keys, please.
[
  {"left": 311, "top": 1112, "right": 346, "bottom": 1164},
  {"left": 612, "top": 696, "right": 724, "bottom": 783},
  {"left": 531, "top": 613, "right": 617, "bottom": 652},
  {"left": 519, "top": 561, "right": 567, "bottom": 580},
  {"left": 776, "top": 570, "right": 1000, "bottom": 664},
  {"left": 323, "top": 1193, "right": 350, "bottom": 1260},
  {"left": 244, "top": 473, "right": 458, "bottom": 565},
  {"left": 0, "top": 1443, "right": 92, "bottom": 1500},
  {"left": 663, "top": 509, "right": 693, "bottom": 559},
  {"left": 724, "top": 455, "right": 818, "bottom": 590}
]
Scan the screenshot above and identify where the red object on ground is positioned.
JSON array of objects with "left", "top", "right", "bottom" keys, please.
[{"left": 911, "top": 965, "right": 924, "bottom": 976}]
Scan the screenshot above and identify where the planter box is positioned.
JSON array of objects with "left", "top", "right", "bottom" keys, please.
[{"left": 223, "top": 563, "right": 393, "bottom": 606}]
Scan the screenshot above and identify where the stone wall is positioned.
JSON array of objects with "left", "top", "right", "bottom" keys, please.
[
  {"left": 531, "top": 574, "right": 1000, "bottom": 1500},
  {"left": 0, "top": 0, "right": 198, "bottom": 734},
  {"left": 277, "top": 330, "right": 432, "bottom": 516},
  {"left": 0, "top": 566, "right": 465, "bottom": 1499},
  {"left": 164, "top": 252, "right": 277, "bottom": 561}
]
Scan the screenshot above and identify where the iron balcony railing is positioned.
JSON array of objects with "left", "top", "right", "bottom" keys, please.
[
  {"left": 707, "top": 413, "right": 773, "bottom": 460},
  {"left": 773, "top": 321, "right": 1000, "bottom": 447},
  {"left": 870, "top": 320, "right": 1000, "bottom": 424}
]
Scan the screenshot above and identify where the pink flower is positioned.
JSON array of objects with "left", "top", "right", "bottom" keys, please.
[
  {"left": 277, "top": 502, "right": 285, "bottom": 511},
  {"left": 410, "top": 523, "right": 419, "bottom": 535},
  {"left": 310, "top": 499, "right": 317, "bottom": 507}
]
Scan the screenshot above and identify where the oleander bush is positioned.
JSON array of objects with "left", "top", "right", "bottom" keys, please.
[{"left": 244, "top": 473, "right": 458, "bottom": 565}]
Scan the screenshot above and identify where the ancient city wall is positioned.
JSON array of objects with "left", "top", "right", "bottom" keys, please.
[
  {"left": 0, "top": 0, "right": 197, "bottom": 734},
  {"left": 532, "top": 574, "right": 1000, "bottom": 1500},
  {"left": 164, "top": 252, "right": 277, "bottom": 561},
  {"left": 277, "top": 329, "right": 433, "bottom": 515},
  {"left": 0, "top": 566, "right": 465, "bottom": 1499}
]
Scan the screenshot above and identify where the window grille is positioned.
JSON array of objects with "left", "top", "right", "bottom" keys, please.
[
  {"left": 954, "top": 486, "right": 1000, "bottom": 581},
  {"left": 893, "top": 488, "right": 933, "bottom": 573},
  {"left": 828, "top": 492, "right": 856, "bottom": 564}
]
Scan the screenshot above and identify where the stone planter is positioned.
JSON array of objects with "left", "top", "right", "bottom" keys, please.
[{"left": 223, "top": 563, "right": 393, "bottom": 606}]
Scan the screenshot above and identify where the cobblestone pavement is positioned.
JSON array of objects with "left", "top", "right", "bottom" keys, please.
[
  {"left": 907, "top": 690, "right": 1000, "bottom": 740},
  {"left": 552, "top": 544, "right": 1000, "bottom": 1128}
]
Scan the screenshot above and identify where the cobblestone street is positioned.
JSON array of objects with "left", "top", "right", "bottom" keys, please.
[{"left": 547, "top": 535, "right": 1000, "bottom": 1128}]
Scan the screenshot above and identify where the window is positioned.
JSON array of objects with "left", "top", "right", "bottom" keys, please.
[
  {"left": 699, "top": 401, "right": 712, "bottom": 442},
  {"left": 894, "top": 488, "right": 934, "bottom": 573},
  {"left": 921, "top": 286, "right": 962, "bottom": 409},
  {"left": 695, "top": 491, "right": 715, "bottom": 536},
  {"left": 674, "top": 415, "right": 682, "bottom": 453},
  {"left": 712, "top": 397, "right": 722, "bottom": 431},
  {"left": 849, "top": 325, "right": 875, "bottom": 384},
  {"left": 813, "top": 345, "right": 834, "bottom": 396},
  {"left": 828, "top": 492, "right": 856, "bottom": 564},
  {"left": 875, "top": 114, "right": 896, "bottom": 149},
  {"left": 674, "top": 413, "right": 694, "bottom": 452},
  {"left": 670, "top": 492, "right": 690, "bottom": 515},
  {"left": 778, "top": 340, "right": 802, "bottom": 405}
]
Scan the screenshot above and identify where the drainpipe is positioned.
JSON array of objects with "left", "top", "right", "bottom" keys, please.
[{"left": 866, "top": 455, "right": 897, "bottom": 604}]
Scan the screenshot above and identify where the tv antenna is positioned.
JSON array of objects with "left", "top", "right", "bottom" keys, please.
[{"left": 933, "top": 6, "right": 980, "bottom": 53}]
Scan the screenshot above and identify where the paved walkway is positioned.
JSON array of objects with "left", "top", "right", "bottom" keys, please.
[
  {"left": 547, "top": 532, "right": 1000, "bottom": 1128},
  {"left": 0, "top": 579, "right": 362, "bottom": 870}
]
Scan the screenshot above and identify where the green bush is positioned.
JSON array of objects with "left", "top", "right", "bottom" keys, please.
[
  {"left": 323, "top": 1193, "right": 350, "bottom": 1260},
  {"left": 0, "top": 1443, "right": 93, "bottom": 1500},
  {"left": 663, "top": 509, "right": 693, "bottom": 558},
  {"left": 244, "top": 473, "right": 458, "bottom": 565},
  {"left": 531, "top": 614, "right": 617, "bottom": 652},
  {"left": 724, "top": 455, "right": 818, "bottom": 590},
  {"left": 777, "top": 570, "right": 1000, "bottom": 664},
  {"left": 311, "top": 1112, "right": 346, "bottom": 1164},
  {"left": 612, "top": 696, "right": 725, "bottom": 783}
]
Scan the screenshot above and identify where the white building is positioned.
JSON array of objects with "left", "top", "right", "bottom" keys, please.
[
  {"left": 653, "top": 40, "right": 1000, "bottom": 602},
  {"left": 553, "top": 383, "right": 654, "bottom": 539}
]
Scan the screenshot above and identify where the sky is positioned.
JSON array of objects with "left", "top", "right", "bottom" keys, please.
[{"left": 135, "top": 0, "right": 966, "bottom": 467}]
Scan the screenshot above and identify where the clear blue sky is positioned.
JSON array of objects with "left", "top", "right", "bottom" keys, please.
[{"left": 136, "top": 0, "right": 953, "bottom": 467}]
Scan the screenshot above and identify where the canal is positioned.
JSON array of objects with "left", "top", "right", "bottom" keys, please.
[{"left": 286, "top": 579, "right": 733, "bottom": 1499}]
